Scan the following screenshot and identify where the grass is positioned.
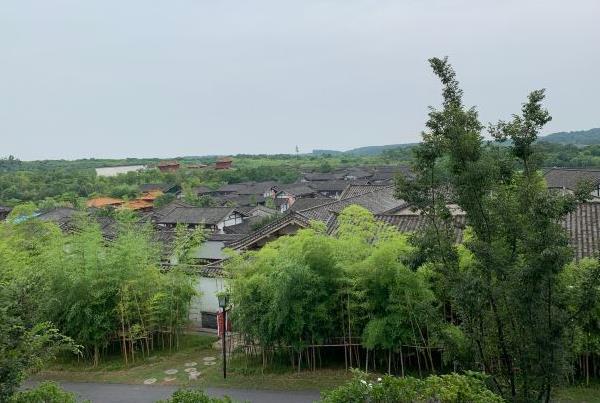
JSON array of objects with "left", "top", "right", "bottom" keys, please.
[
  {"left": 38, "top": 334, "right": 351, "bottom": 392},
  {"left": 40, "top": 336, "right": 600, "bottom": 400},
  {"left": 553, "top": 384, "right": 600, "bottom": 402}
]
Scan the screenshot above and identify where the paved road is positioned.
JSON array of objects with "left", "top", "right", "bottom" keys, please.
[{"left": 22, "top": 381, "right": 320, "bottom": 403}]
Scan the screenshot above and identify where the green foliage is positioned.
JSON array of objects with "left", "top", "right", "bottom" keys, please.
[
  {"left": 542, "top": 128, "right": 600, "bottom": 146},
  {"left": 0, "top": 278, "right": 77, "bottom": 400},
  {"left": 158, "top": 389, "right": 234, "bottom": 403},
  {"left": 397, "top": 56, "right": 600, "bottom": 401},
  {"left": 0, "top": 216, "right": 196, "bottom": 367},
  {"left": 228, "top": 206, "right": 449, "bottom": 370},
  {"left": 9, "top": 382, "right": 82, "bottom": 403},
  {"left": 154, "top": 193, "right": 176, "bottom": 208},
  {"left": 320, "top": 370, "right": 504, "bottom": 403}
]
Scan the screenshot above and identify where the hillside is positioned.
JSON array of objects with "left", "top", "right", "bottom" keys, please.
[
  {"left": 541, "top": 128, "right": 600, "bottom": 145},
  {"left": 312, "top": 143, "right": 417, "bottom": 156}
]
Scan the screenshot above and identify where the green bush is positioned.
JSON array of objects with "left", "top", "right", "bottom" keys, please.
[
  {"left": 9, "top": 381, "right": 83, "bottom": 403},
  {"left": 320, "top": 371, "right": 504, "bottom": 403},
  {"left": 158, "top": 388, "right": 234, "bottom": 403}
]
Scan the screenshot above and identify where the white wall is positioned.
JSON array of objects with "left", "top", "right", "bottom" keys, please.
[
  {"left": 95, "top": 165, "right": 146, "bottom": 177},
  {"left": 189, "top": 276, "right": 226, "bottom": 325}
]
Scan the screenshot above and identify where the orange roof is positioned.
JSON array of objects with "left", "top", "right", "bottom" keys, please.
[
  {"left": 120, "top": 199, "right": 153, "bottom": 211},
  {"left": 217, "top": 157, "right": 233, "bottom": 163},
  {"left": 86, "top": 197, "right": 124, "bottom": 208},
  {"left": 139, "top": 190, "right": 164, "bottom": 201}
]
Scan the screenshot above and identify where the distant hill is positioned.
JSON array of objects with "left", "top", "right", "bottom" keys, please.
[
  {"left": 312, "top": 143, "right": 417, "bottom": 156},
  {"left": 308, "top": 128, "right": 600, "bottom": 157},
  {"left": 541, "top": 128, "right": 600, "bottom": 145}
]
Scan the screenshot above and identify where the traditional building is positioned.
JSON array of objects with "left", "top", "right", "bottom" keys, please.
[
  {"left": 157, "top": 161, "right": 181, "bottom": 172},
  {"left": 215, "top": 157, "right": 233, "bottom": 170},
  {"left": 86, "top": 197, "right": 124, "bottom": 209},
  {"left": 544, "top": 168, "right": 600, "bottom": 198},
  {"left": 156, "top": 206, "right": 247, "bottom": 232},
  {"left": 139, "top": 183, "right": 181, "bottom": 195}
]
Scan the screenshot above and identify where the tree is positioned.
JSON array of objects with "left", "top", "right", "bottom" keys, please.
[
  {"left": 396, "top": 57, "right": 600, "bottom": 401},
  {"left": 0, "top": 285, "right": 77, "bottom": 400}
]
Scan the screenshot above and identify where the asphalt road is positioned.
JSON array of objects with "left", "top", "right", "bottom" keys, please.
[{"left": 22, "top": 381, "right": 320, "bottom": 403}]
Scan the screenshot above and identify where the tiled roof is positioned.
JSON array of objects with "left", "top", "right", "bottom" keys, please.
[
  {"left": 193, "top": 186, "right": 214, "bottom": 195},
  {"left": 152, "top": 200, "right": 194, "bottom": 220},
  {"left": 121, "top": 199, "right": 153, "bottom": 210},
  {"left": 373, "top": 214, "right": 466, "bottom": 243},
  {"left": 302, "top": 172, "right": 343, "bottom": 181},
  {"left": 307, "top": 180, "right": 353, "bottom": 192},
  {"left": 86, "top": 197, "right": 124, "bottom": 208},
  {"left": 544, "top": 168, "right": 600, "bottom": 190},
  {"left": 236, "top": 205, "right": 278, "bottom": 216},
  {"left": 157, "top": 207, "right": 241, "bottom": 225},
  {"left": 207, "top": 233, "right": 246, "bottom": 244},
  {"left": 276, "top": 185, "right": 317, "bottom": 197},
  {"left": 289, "top": 197, "right": 333, "bottom": 211},
  {"left": 563, "top": 202, "right": 600, "bottom": 260},
  {"left": 228, "top": 211, "right": 311, "bottom": 250},
  {"left": 37, "top": 207, "right": 120, "bottom": 239},
  {"left": 377, "top": 202, "right": 600, "bottom": 261},
  {"left": 223, "top": 216, "right": 265, "bottom": 235},
  {"left": 214, "top": 194, "right": 266, "bottom": 207},
  {"left": 300, "top": 186, "right": 406, "bottom": 223},
  {"left": 340, "top": 184, "right": 393, "bottom": 199}
]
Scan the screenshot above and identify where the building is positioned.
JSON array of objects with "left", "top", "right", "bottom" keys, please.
[
  {"left": 86, "top": 197, "right": 124, "bottom": 209},
  {"left": 215, "top": 157, "right": 233, "bottom": 170},
  {"left": 157, "top": 161, "right": 181, "bottom": 172},
  {"left": 139, "top": 183, "right": 181, "bottom": 195},
  {"left": 156, "top": 206, "right": 247, "bottom": 232},
  {"left": 544, "top": 168, "right": 600, "bottom": 198},
  {"left": 120, "top": 199, "right": 154, "bottom": 212},
  {"left": 95, "top": 165, "right": 146, "bottom": 177},
  {"left": 274, "top": 184, "right": 318, "bottom": 212}
]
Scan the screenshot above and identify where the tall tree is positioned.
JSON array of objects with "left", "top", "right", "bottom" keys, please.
[{"left": 397, "top": 57, "right": 600, "bottom": 401}]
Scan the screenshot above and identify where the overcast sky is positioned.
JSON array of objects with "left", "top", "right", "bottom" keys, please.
[{"left": 1, "top": 0, "right": 599, "bottom": 160}]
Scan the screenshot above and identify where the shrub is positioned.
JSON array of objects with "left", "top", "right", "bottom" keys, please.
[
  {"left": 320, "top": 371, "right": 504, "bottom": 403},
  {"left": 158, "top": 388, "right": 234, "bottom": 403},
  {"left": 9, "top": 381, "right": 83, "bottom": 403}
]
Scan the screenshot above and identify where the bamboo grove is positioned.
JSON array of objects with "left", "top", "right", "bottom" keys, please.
[
  {"left": 227, "top": 206, "right": 454, "bottom": 375},
  {"left": 0, "top": 214, "right": 197, "bottom": 365},
  {"left": 227, "top": 58, "right": 600, "bottom": 402}
]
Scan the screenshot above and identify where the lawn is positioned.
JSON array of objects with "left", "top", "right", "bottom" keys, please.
[
  {"left": 38, "top": 334, "right": 351, "bottom": 392},
  {"left": 37, "top": 334, "right": 600, "bottom": 401}
]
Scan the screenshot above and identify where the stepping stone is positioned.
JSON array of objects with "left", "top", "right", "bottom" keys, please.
[
  {"left": 184, "top": 362, "right": 197, "bottom": 367},
  {"left": 164, "top": 369, "right": 178, "bottom": 375},
  {"left": 204, "top": 361, "right": 216, "bottom": 366},
  {"left": 203, "top": 356, "right": 216, "bottom": 361},
  {"left": 143, "top": 378, "right": 157, "bottom": 385},
  {"left": 188, "top": 371, "right": 200, "bottom": 380},
  {"left": 163, "top": 377, "right": 176, "bottom": 382},
  {"left": 184, "top": 367, "right": 197, "bottom": 373}
]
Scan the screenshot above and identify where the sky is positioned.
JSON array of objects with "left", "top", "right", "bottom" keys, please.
[{"left": 1, "top": 0, "right": 599, "bottom": 160}]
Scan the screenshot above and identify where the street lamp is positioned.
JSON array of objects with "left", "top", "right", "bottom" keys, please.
[{"left": 218, "top": 292, "right": 229, "bottom": 379}]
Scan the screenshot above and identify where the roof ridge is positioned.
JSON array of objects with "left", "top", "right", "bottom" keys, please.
[{"left": 299, "top": 185, "right": 394, "bottom": 213}]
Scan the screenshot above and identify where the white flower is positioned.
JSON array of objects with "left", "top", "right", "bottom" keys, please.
[
  {"left": 360, "top": 380, "right": 367, "bottom": 385},
  {"left": 377, "top": 377, "right": 382, "bottom": 382}
]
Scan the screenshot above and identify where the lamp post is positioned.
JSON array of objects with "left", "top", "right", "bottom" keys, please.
[{"left": 218, "top": 293, "right": 229, "bottom": 379}]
